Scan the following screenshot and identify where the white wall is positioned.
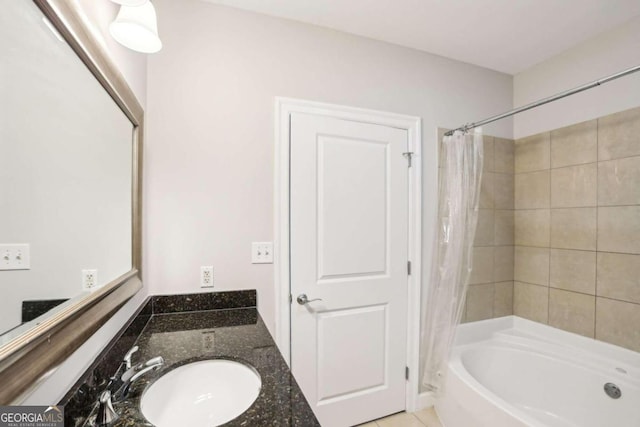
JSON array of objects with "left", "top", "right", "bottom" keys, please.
[
  {"left": 145, "top": 0, "right": 513, "bottom": 336},
  {"left": 18, "top": 0, "right": 149, "bottom": 405},
  {"left": 514, "top": 15, "right": 640, "bottom": 139}
]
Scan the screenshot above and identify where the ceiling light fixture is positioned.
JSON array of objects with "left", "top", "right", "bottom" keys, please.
[
  {"left": 110, "top": 0, "right": 148, "bottom": 6},
  {"left": 109, "top": 1, "right": 162, "bottom": 54}
]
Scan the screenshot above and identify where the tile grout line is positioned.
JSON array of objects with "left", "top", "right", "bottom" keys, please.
[
  {"left": 595, "top": 117, "right": 599, "bottom": 339},
  {"left": 511, "top": 140, "right": 516, "bottom": 316},
  {"left": 547, "top": 135, "right": 551, "bottom": 325},
  {"left": 491, "top": 133, "right": 497, "bottom": 319},
  {"left": 513, "top": 278, "right": 640, "bottom": 307},
  {"left": 510, "top": 203, "right": 639, "bottom": 210},
  {"left": 514, "top": 244, "right": 639, "bottom": 256}
]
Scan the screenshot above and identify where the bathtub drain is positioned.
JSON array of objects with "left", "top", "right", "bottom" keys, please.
[{"left": 604, "top": 383, "right": 621, "bottom": 399}]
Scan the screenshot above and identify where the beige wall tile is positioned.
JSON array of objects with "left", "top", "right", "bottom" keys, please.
[
  {"left": 549, "top": 249, "right": 596, "bottom": 294},
  {"left": 514, "top": 282, "right": 549, "bottom": 324},
  {"left": 466, "top": 284, "right": 495, "bottom": 321},
  {"left": 550, "top": 208, "right": 596, "bottom": 250},
  {"left": 598, "top": 106, "right": 640, "bottom": 161},
  {"left": 551, "top": 163, "right": 597, "bottom": 208},
  {"left": 512, "top": 107, "right": 640, "bottom": 352},
  {"left": 494, "top": 173, "right": 514, "bottom": 209},
  {"left": 460, "top": 300, "right": 468, "bottom": 323},
  {"left": 596, "top": 297, "right": 640, "bottom": 352},
  {"left": 494, "top": 137, "right": 514, "bottom": 173},
  {"left": 478, "top": 171, "right": 495, "bottom": 209},
  {"left": 515, "top": 209, "right": 550, "bottom": 247},
  {"left": 515, "top": 246, "right": 550, "bottom": 286},
  {"left": 515, "top": 132, "right": 550, "bottom": 173},
  {"left": 494, "top": 210, "right": 514, "bottom": 246},
  {"left": 483, "top": 136, "right": 495, "bottom": 173},
  {"left": 469, "top": 246, "right": 494, "bottom": 285},
  {"left": 550, "top": 119, "right": 597, "bottom": 168},
  {"left": 515, "top": 171, "right": 550, "bottom": 209},
  {"left": 474, "top": 209, "right": 494, "bottom": 246},
  {"left": 549, "top": 289, "right": 595, "bottom": 338},
  {"left": 494, "top": 281, "right": 514, "bottom": 317},
  {"left": 597, "top": 253, "right": 640, "bottom": 304},
  {"left": 494, "top": 246, "right": 514, "bottom": 282},
  {"left": 480, "top": 172, "right": 494, "bottom": 209},
  {"left": 597, "top": 206, "right": 640, "bottom": 254},
  {"left": 598, "top": 156, "right": 640, "bottom": 206}
]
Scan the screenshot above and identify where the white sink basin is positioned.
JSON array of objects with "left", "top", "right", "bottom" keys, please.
[{"left": 140, "top": 359, "right": 261, "bottom": 427}]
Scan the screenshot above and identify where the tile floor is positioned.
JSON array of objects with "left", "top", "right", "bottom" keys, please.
[{"left": 357, "top": 408, "right": 443, "bottom": 427}]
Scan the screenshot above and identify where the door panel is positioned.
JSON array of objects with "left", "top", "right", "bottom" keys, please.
[
  {"left": 290, "top": 112, "right": 409, "bottom": 427},
  {"left": 317, "top": 305, "right": 388, "bottom": 402},
  {"left": 318, "top": 135, "right": 388, "bottom": 279}
]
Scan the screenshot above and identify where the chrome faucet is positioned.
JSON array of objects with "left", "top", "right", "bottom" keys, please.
[{"left": 117, "top": 346, "right": 164, "bottom": 398}]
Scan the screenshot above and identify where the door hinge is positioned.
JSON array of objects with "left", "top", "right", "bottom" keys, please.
[
  {"left": 407, "top": 261, "right": 412, "bottom": 275},
  {"left": 402, "top": 152, "right": 414, "bottom": 168},
  {"left": 289, "top": 294, "right": 293, "bottom": 304},
  {"left": 405, "top": 366, "right": 409, "bottom": 380}
]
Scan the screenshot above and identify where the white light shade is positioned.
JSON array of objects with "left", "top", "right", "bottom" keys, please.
[
  {"left": 110, "top": 0, "right": 148, "bottom": 6},
  {"left": 109, "top": 3, "right": 162, "bottom": 53}
]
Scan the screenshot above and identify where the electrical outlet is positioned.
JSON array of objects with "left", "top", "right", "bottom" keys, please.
[
  {"left": 82, "top": 269, "right": 98, "bottom": 290},
  {"left": 202, "top": 330, "right": 215, "bottom": 351},
  {"left": 251, "top": 242, "right": 273, "bottom": 264},
  {"left": 201, "top": 266, "right": 214, "bottom": 288}
]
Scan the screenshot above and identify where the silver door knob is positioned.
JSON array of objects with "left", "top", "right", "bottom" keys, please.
[{"left": 296, "top": 294, "right": 323, "bottom": 305}]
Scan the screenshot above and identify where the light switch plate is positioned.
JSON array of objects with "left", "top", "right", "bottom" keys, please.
[
  {"left": 0, "top": 244, "right": 30, "bottom": 270},
  {"left": 252, "top": 242, "right": 273, "bottom": 264}
]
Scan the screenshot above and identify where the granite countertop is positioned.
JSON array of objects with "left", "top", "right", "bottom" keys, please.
[{"left": 84, "top": 308, "right": 320, "bottom": 427}]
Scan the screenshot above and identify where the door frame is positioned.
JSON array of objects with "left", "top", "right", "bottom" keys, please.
[{"left": 273, "top": 97, "right": 423, "bottom": 412}]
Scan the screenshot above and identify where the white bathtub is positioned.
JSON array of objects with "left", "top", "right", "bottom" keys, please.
[{"left": 435, "top": 316, "right": 640, "bottom": 427}]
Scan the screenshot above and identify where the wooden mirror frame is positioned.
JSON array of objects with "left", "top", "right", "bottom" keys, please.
[{"left": 0, "top": 0, "right": 144, "bottom": 404}]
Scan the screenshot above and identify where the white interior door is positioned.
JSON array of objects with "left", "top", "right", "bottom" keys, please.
[{"left": 290, "top": 112, "right": 409, "bottom": 427}]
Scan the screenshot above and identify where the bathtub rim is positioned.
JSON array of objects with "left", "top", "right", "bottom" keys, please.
[
  {"left": 436, "top": 315, "right": 640, "bottom": 427},
  {"left": 453, "top": 316, "right": 640, "bottom": 368}
]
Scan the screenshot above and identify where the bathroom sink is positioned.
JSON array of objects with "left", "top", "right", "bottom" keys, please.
[{"left": 140, "top": 359, "right": 261, "bottom": 427}]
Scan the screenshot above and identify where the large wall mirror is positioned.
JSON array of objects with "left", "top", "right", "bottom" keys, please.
[{"left": 0, "top": 0, "right": 143, "bottom": 403}]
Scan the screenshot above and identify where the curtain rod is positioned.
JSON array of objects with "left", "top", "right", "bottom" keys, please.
[{"left": 444, "top": 64, "right": 640, "bottom": 137}]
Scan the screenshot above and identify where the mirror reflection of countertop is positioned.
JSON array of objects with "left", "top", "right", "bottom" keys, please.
[{"left": 78, "top": 307, "right": 319, "bottom": 426}]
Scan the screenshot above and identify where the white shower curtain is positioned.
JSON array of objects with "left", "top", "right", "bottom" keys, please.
[{"left": 421, "top": 129, "right": 483, "bottom": 395}]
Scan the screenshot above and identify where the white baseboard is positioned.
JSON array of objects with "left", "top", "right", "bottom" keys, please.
[{"left": 416, "top": 392, "right": 436, "bottom": 410}]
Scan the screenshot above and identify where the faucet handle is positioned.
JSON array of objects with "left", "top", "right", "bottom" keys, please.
[
  {"left": 144, "top": 356, "right": 164, "bottom": 367},
  {"left": 95, "top": 390, "right": 119, "bottom": 426},
  {"left": 123, "top": 346, "right": 138, "bottom": 369}
]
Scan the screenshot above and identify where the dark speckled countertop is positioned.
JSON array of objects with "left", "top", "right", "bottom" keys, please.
[{"left": 82, "top": 307, "right": 320, "bottom": 427}]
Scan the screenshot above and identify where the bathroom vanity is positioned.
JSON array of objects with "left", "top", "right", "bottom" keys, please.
[{"left": 61, "top": 291, "right": 320, "bottom": 427}]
